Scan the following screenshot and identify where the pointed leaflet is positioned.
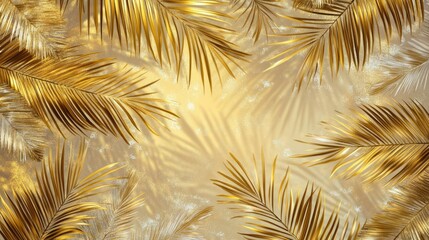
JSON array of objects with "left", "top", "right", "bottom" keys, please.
[{"left": 231, "top": 0, "right": 283, "bottom": 42}]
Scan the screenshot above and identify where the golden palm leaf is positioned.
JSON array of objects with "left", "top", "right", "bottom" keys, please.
[
  {"left": 358, "top": 169, "right": 429, "bottom": 239},
  {"left": 0, "top": 37, "right": 176, "bottom": 142},
  {"left": 371, "top": 22, "right": 429, "bottom": 95},
  {"left": 292, "top": 0, "right": 334, "bottom": 9},
  {"left": 0, "top": 142, "right": 121, "bottom": 240},
  {"left": 0, "top": 84, "right": 47, "bottom": 161},
  {"left": 148, "top": 207, "right": 213, "bottom": 240},
  {"left": 295, "top": 101, "right": 429, "bottom": 185},
  {"left": 268, "top": 0, "right": 424, "bottom": 88},
  {"left": 83, "top": 170, "right": 144, "bottom": 240},
  {"left": 212, "top": 153, "right": 360, "bottom": 240},
  {"left": 61, "top": 0, "right": 249, "bottom": 90},
  {"left": 231, "top": 0, "right": 283, "bottom": 42},
  {"left": 132, "top": 206, "right": 213, "bottom": 240},
  {"left": 0, "top": 0, "right": 66, "bottom": 59}
]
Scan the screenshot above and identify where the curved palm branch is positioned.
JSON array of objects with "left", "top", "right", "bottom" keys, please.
[
  {"left": 295, "top": 101, "right": 429, "bottom": 185},
  {"left": 213, "top": 153, "right": 360, "bottom": 240},
  {"left": 61, "top": 0, "right": 249, "bottom": 90},
  {"left": 0, "top": 142, "right": 121, "bottom": 240},
  {"left": 145, "top": 206, "right": 213, "bottom": 240},
  {"left": 359, "top": 169, "right": 429, "bottom": 239},
  {"left": 0, "top": 37, "right": 176, "bottom": 143},
  {"left": 0, "top": 0, "right": 66, "bottom": 58},
  {"left": 268, "top": 0, "right": 424, "bottom": 88},
  {"left": 83, "top": 170, "right": 144, "bottom": 240},
  {"left": 231, "top": 0, "right": 283, "bottom": 42},
  {"left": 371, "top": 22, "right": 429, "bottom": 95},
  {"left": 0, "top": 84, "right": 47, "bottom": 161}
]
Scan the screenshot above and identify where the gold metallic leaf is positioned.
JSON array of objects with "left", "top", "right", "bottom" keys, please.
[
  {"left": 213, "top": 153, "right": 359, "bottom": 240},
  {"left": 292, "top": 0, "right": 334, "bottom": 9},
  {"left": 0, "top": 0, "right": 66, "bottom": 58},
  {"left": 0, "top": 37, "right": 176, "bottom": 143},
  {"left": 231, "top": 0, "right": 283, "bottom": 42},
  {"left": 83, "top": 170, "right": 144, "bottom": 240},
  {"left": 371, "top": 22, "right": 429, "bottom": 95},
  {"left": 0, "top": 141, "right": 122, "bottom": 240},
  {"left": 61, "top": 0, "right": 249, "bottom": 90},
  {"left": 268, "top": 0, "right": 424, "bottom": 88},
  {"left": 0, "top": 84, "right": 47, "bottom": 161},
  {"left": 132, "top": 206, "right": 213, "bottom": 240},
  {"left": 359, "top": 170, "right": 429, "bottom": 239},
  {"left": 295, "top": 101, "right": 429, "bottom": 185}
]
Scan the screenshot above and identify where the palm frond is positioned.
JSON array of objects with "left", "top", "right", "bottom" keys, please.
[
  {"left": 292, "top": 0, "right": 334, "bottom": 9},
  {"left": 0, "top": 141, "right": 121, "bottom": 240},
  {"left": 231, "top": 0, "right": 283, "bottom": 42},
  {"left": 0, "top": 0, "right": 66, "bottom": 58},
  {"left": 371, "top": 22, "right": 429, "bottom": 95},
  {"left": 0, "top": 84, "right": 47, "bottom": 161},
  {"left": 61, "top": 0, "right": 249, "bottom": 91},
  {"left": 359, "top": 169, "right": 429, "bottom": 239},
  {"left": 268, "top": 0, "right": 424, "bottom": 88},
  {"left": 0, "top": 37, "right": 176, "bottom": 143},
  {"left": 143, "top": 206, "right": 213, "bottom": 240},
  {"left": 83, "top": 170, "right": 144, "bottom": 240},
  {"left": 295, "top": 101, "right": 429, "bottom": 185},
  {"left": 212, "top": 153, "right": 359, "bottom": 240}
]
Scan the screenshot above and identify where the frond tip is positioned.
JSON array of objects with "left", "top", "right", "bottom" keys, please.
[
  {"left": 0, "top": 142, "right": 122, "bottom": 240},
  {"left": 231, "top": 0, "right": 283, "bottom": 42},
  {"left": 268, "top": 0, "right": 424, "bottom": 88},
  {"left": 0, "top": 84, "right": 47, "bottom": 161},
  {"left": 359, "top": 169, "right": 429, "bottom": 239},
  {"left": 212, "top": 153, "right": 359, "bottom": 240},
  {"left": 61, "top": 0, "right": 249, "bottom": 90},
  {"left": 295, "top": 101, "right": 429, "bottom": 185}
]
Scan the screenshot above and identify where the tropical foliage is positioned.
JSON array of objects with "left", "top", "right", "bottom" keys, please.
[{"left": 1, "top": 0, "right": 429, "bottom": 239}]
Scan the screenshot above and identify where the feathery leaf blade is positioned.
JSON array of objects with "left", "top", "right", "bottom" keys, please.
[
  {"left": 83, "top": 170, "right": 144, "bottom": 240},
  {"left": 0, "top": 37, "right": 176, "bottom": 142},
  {"left": 292, "top": 0, "right": 335, "bottom": 9},
  {"left": 0, "top": 142, "right": 122, "bottom": 240},
  {"left": 295, "top": 101, "right": 429, "bottom": 185},
  {"left": 371, "top": 22, "right": 429, "bottom": 95},
  {"left": 269, "top": 0, "right": 424, "bottom": 88},
  {"left": 0, "top": 0, "right": 66, "bottom": 58},
  {"left": 132, "top": 206, "right": 212, "bottom": 240},
  {"left": 359, "top": 170, "right": 429, "bottom": 239},
  {"left": 231, "top": 0, "right": 283, "bottom": 42},
  {"left": 0, "top": 84, "right": 47, "bottom": 161},
  {"left": 213, "top": 153, "right": 359, "bottom": 240},
  {"left": 61, "top": 0, "right": 249, "bottom": 90}
]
